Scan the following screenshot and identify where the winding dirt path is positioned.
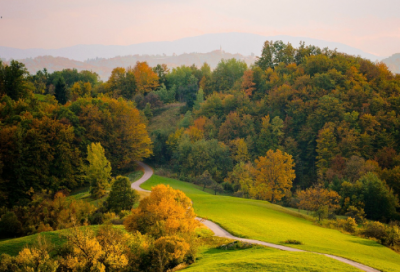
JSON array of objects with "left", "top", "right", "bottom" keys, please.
[{"left": 133, "top": 162, "right": 379, "bottom": 272}]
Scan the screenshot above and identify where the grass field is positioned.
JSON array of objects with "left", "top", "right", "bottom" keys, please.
[
  {"left": 188, "top": 246, "right": 360, "bottom": 272},
  {"left": 142, "top": 175, "right": 400, "bottom": 272}
]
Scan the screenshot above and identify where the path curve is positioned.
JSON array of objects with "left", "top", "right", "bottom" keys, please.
[{"left": 133, "top": 162, "right": 379, "bottom": 272}]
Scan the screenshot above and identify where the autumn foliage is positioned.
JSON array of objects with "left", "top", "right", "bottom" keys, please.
[
  {"left": 252, "top": 149, "right": 296, "bottom": 202},
  {"left": 124, "top": 184, "right": 198, "bottom": 238}
]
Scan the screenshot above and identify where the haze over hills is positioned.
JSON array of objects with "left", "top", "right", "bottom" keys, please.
[
  {"left": 0, "top": 33, "right": 385, "bottom": 62},
  {"left": 382, "top": 53, "right": 400, "bottom": 74},
  {"left": 17, "top": 50, "right": 257, "bottom": 81}
]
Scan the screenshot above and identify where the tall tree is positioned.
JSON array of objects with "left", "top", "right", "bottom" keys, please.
[
  {"left": 133, "top": 61, "right": 159, "bottom": 94},
  {"left": 106, "top": 176, "right": 139, "bottom": 213},
  {"left": 85, "top": 142, "right": 112, "bottom": 199},
  {"left": 70, "top": 96, "right": 152, "bottom": 171},
  {"left": 241, "top": 70, "right": 256, "bottom": 97},
  {"left": 252, "top": 149, "right": 295, "bottom": 202},
  {"left": 0, "top": 60, "right": 30, "bottom": 100},
  {"left": 297, "top": 186, "right": 341, "bottom": 221},
  {"left": 124, "top": 184, "right": 198, "bottom": 238},
  {"left": 54, "top": 77, "right": 68, "bottom": 105}
]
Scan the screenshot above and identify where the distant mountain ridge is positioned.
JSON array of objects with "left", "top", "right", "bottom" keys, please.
[
  {"left": 18, "top": 50, "right": 257, "bottom": 81},
  {"left": 382, "top": 53, "right": 400, "bottom": 74},
  {"left": 0, "top": 32, "right": 384, "bottom": 62}
]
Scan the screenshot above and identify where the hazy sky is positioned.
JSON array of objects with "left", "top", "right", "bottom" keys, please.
[{"left": 1, "top": 0, "right": 399, "bottom": 56}]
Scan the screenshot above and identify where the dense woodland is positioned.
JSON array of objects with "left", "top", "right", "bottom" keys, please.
[
  {"left": 147, "top": 41, "right": 400, "bottom": 223},
  {"left": 1, "top": 40, "right": 400, "bottom": 270}
]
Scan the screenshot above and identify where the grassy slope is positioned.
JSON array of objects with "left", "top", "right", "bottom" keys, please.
[
  {"left": 142, "top": 175, "right": 400, "bottom": 272},
  {"left": 189, "top": 246, "right": 360, "bottom": 272},
  {"left": 0, "top": 225, "right": 127, "bottom": 256}
]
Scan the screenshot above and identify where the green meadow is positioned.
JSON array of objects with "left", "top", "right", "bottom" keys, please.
[
  {"left": 142, "top": 175, "right": 400, "bottom": 272},
  {"left": 188, "top": 246, "right": 360, "bottom": 272}
]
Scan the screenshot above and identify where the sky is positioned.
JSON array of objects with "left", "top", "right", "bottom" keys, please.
[{"left": 1, "top": 0, "right": 399, "bottom": 57}]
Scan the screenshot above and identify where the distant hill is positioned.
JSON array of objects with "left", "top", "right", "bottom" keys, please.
[
  {"left": 19, "top": 50, "right": 257, "bottom": 81},
  {"left": 0, "top": 32, "right": 383, "bottom": 62},
  {"left": 382, "top": 53, "right": 400, "bottom": 74}
]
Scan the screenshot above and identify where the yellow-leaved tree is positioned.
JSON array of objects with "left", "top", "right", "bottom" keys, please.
[
  {"left": 252, "top": 149, "right": 295, "bottom": 202},
  {"left": 15, "top": 235, "right": 59, "bottom": 272},
  {"left": 153, "top": 236, "right": 190, "bottom": 272},
  {"left": 59, "top": 225, "right": 129, "bottom": 272},
  {"left": 84, "top": 142, "right": 112, "bottom": 199},
  {"left": 124, "top": 184, "right": 198, "bottom": 238}
]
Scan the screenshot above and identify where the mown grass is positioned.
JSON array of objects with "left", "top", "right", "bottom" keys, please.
[
  {"left": 186, "top": 246, "right": 360, "bottom": 272},
  {"left": 142, "top": 175, "right": 400, "bottom": 272}
]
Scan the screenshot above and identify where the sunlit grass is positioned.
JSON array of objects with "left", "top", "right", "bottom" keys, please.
[
  {"left": 186, "top": 246, "right": 360, "bottom": 272},
  {"left": 142, "top": 175, "right": 400, "bottom": 272}
]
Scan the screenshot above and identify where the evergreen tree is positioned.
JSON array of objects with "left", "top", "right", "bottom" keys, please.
[
  {"left": 84, "top": 142, "right": 112, "bottom": 199},
  {"left": 106, "top": 176, "right": 139, "bottom": 213},
  {"left": 54, "top": 77, "right": 68, "bottom": 104}
]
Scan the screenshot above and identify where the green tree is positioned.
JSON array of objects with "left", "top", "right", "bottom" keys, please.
[
  {"left": 85, "top": 143, "right": 112, "bottom": 199},
  {"left": 54, "top": 77, "right": 68, "bottom": 105},
  {"left": 0, "top": 60, "right": 30, "bottom": 100},
  {"left": 106, "top": 176, "right": 139, "bottom": 213},
  {"left": 193, "top": 88, "right": 204, "bottom": 111},
  {"left": 194, "top": 170, "right": 213, "bottom": 191},
  {"left": 0, "top": 212, "right": 23, "bottom": 238},
  {"left": 360, "top": 173, "right": 398, "bottom": 222},
  {"left": 255, "top": 40, "right": 295, "bottom": 70},
  {"left": 212, "top": 59, "right": 247, "bottom": 92}
]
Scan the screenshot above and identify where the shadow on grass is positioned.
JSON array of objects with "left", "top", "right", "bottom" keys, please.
[{"left": 347, "top": 238, "right": 382, "bottom": 247}]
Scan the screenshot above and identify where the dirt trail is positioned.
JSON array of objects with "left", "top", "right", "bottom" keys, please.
[{"left": 133, "top": 162, "right": 380, "bottom": 272}]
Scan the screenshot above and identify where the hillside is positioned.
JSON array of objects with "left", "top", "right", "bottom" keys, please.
[
  {"left": 382, "top": 53, "right": 400, "bottom": 74},
  {"left": 142, "top": 175, "right": 400, "bottom": 272}
]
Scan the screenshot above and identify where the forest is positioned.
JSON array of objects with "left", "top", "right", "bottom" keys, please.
[{"left": 0, "top": 40, "right": 400, "bottom": 271}]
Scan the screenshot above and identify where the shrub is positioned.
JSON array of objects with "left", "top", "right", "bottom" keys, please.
[
  {"left": 0, "top": 212, "right": 23, "bottom": 238},
  {"left": 337, "top": 218, "right": 358, "bottom": 233},
  {"left": 345, "top": 206, "right": 366, "bottom": 224},
  {"left": 362, "top": 221, "right": 386, "bottom": 241},
  {"left": 283, "top": 239, "right": 303, "bottom": 245},
  {"left": 383, "top": 225, "right": 400, "bottom": 247}
]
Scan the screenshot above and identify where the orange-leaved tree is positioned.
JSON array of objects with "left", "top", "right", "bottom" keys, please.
[
  {"left": 252, "top": 149, "right": 295, "bottom": 202},
  {"left": 297, "top": 186, "right": 341, "bottom": 221},
  {"left": 71, "top": 96, "right": 152, "bottom": 171},
  {"left": 133, "top": 61, "right": 159, "bottom": 94},
  {"left": 241, "top": 70, "right": 256, "bottom": 97},
  {"left": 124, "top": 184, "right": 198, "bottom": 238}
]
